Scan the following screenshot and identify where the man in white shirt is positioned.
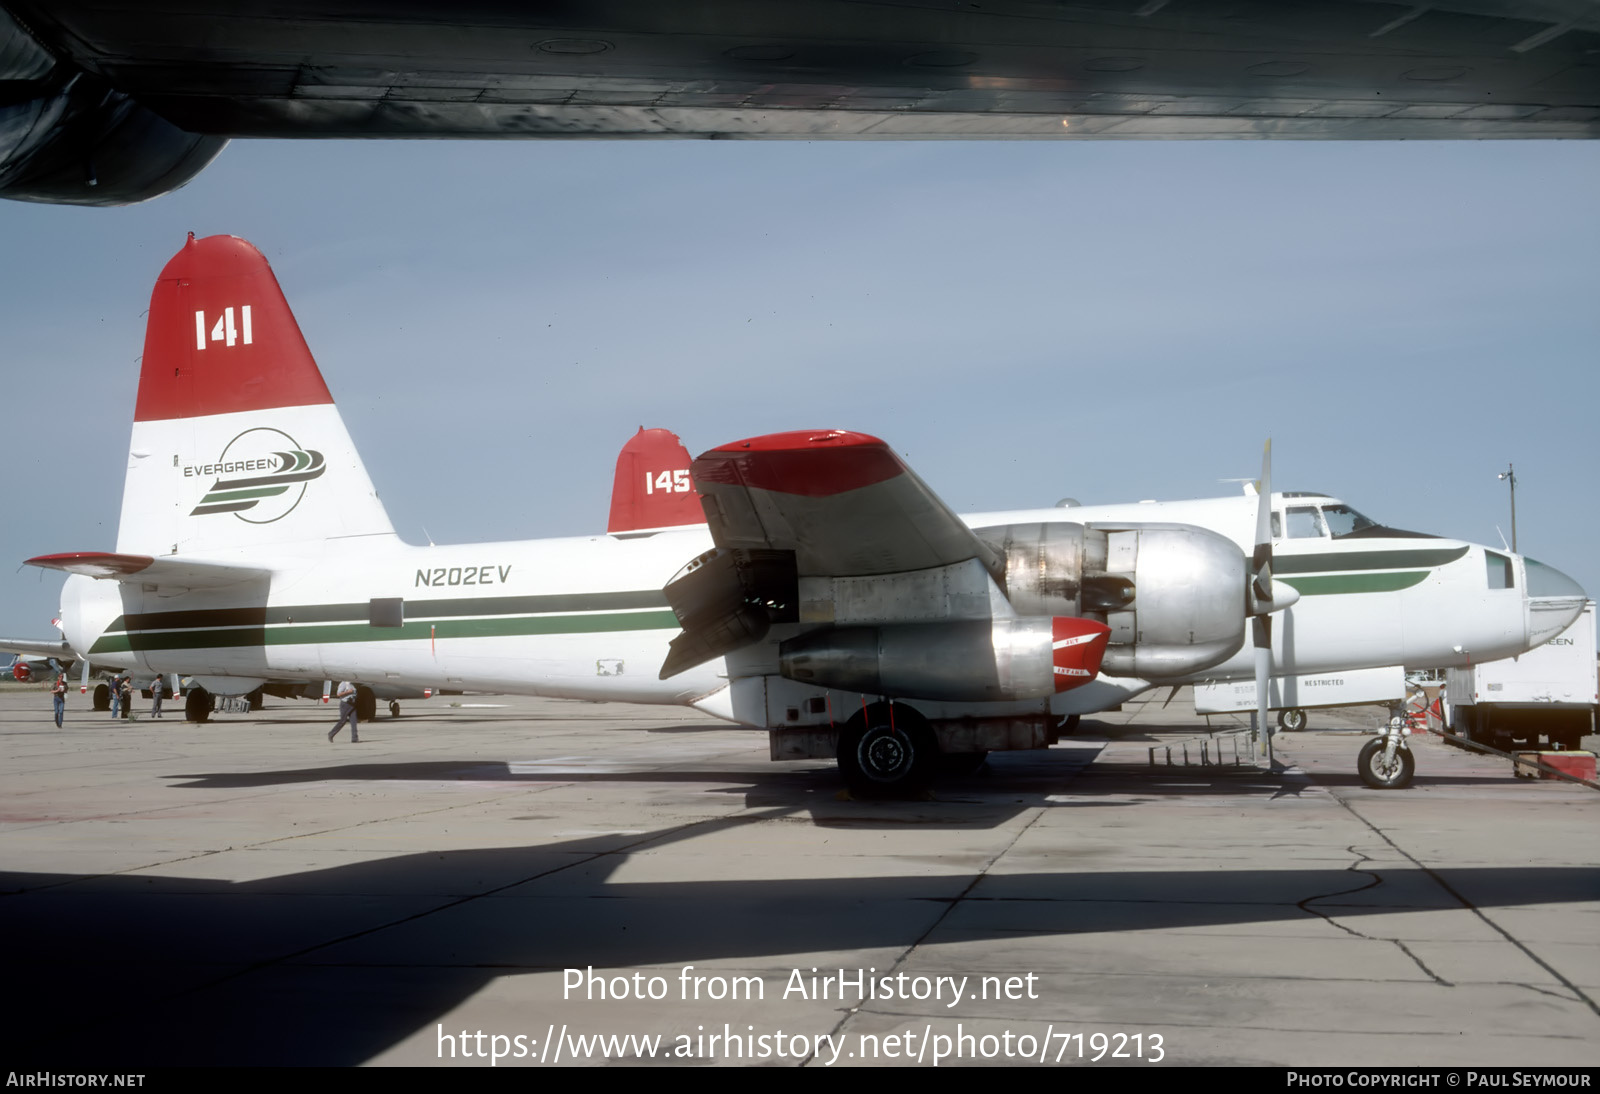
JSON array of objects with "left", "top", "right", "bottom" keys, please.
[{"left": 328, "top": 680, "right": 361, "bottom": 743}]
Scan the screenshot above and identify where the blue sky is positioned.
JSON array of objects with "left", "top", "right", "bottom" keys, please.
[{"left": 1, "top": 138, "right": 1596, "bottom": 635}]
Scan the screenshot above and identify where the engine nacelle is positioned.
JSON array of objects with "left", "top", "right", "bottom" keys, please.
[
  {"left": 12, "top": 661, "right": 32, "bottom": 682},
  {"left": 1, "top": 13, "right": 225, "bottom": 206},
  {"left": 975, "top": 522, "right": 1247, "bottom": 680},
  {"left": 779, "top": 616, "right": 1110, "bottom": 702}
]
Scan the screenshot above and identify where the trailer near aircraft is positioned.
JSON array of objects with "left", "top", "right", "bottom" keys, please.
[
  {"left": 10, "top": 234, "right": 1587, "bottom": 793},
  {"left": 1445, "top": 600, "right": 1598, "bottom": 752}
]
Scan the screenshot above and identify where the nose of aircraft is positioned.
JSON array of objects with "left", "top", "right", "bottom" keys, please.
[{"left": 1523, "top": 556, "right": 1587, "bottom": 646}]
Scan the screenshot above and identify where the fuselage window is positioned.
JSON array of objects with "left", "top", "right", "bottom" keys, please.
[
  {"left": 1485, "top": 550, "right": 1514, "bottom": 590},
  {"left": 1285, "top": 506, "right": 1328, "bottom": 539}
]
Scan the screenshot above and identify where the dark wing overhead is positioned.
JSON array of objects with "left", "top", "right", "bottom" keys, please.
[{"left": 5, "top": 1, "right": 1598, "bottom": 204}]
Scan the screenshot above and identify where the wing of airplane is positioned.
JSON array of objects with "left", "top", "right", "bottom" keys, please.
[
  {"left": 661, "top": 430, "right": 1112, "bottom": 699},
  {"left": 692, "top": 430, "right": 1001, "bottom": 579},
  {"left": 3, "top": 1, "right": 1597, "bottom": 205}
]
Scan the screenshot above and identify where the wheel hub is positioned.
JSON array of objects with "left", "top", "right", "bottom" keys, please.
[{"left": 860, "top": 730, "right": 910, "bottom": 781}]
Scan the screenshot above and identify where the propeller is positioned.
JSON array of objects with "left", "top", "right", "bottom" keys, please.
[{"left": 1246, "top": 440, "right": 1300, "bottom": 766}]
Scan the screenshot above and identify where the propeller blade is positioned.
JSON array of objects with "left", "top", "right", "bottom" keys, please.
[
  {"left": 1253, "top": 439, "right": 1274, "bottom": 764},
  {"left": 1254, "top": 616, "right": 1273, "bottom": 764},
  {"left": 1251, "top": 438, "right": 1273, "bottom": 605}
]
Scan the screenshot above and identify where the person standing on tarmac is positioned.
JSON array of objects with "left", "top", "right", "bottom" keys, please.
[
  {"left": 120, "top": 675, "right": 134, "bottom": 720},
  {"left": 109, "top": 674, "right": 122, "bottom": 719},
  {"left": 328, "top": 681, "right": 360, "bottom": 743},
  {"left": 150, "top": 675, "right": 165, "bottom": 719},
  {"left": 51, "top": 672, "right": 68, "bottom": 728}
]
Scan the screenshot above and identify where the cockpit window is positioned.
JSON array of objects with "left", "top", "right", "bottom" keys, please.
[
  {"left": 1485, "top": 550, "right": 1514, "bottom": 590},
  {"left": 1323, "top": 504, "right": 1379, "bottom": 538},
  {"left": 1526, "top": 558, "right": 1584, "bottom": 599},
  {"left": 1284, "top": 505, "right": 1327, "bottom": 539}
]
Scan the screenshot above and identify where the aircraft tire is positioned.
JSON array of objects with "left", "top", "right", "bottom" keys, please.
[
  {"left": 1357, "top": 738, "right": 1414, "bottom": 790},
  {"left": 389, "top": 700, "right": 401, "bottom": 718},
  {"left": 92, "top": 683, "right": 111, "bottom": 712},
  {"left": 185, "top": 687, "right": 212, "bottom": 724},
  {"left": 245, "top": 686, "right": 265, "bottom": 711},
  {"left": 1059, "top": 714, "right": 1082, "bottom": 736},
  {"left": 838, "top": 703, "right": 935, "bottom": 798},
  {"left": 1278, "top": 708, "right": 1307, "bottom": 733},
  {"left": 355, "top": 685, "right": 377, "bottom": 723}
]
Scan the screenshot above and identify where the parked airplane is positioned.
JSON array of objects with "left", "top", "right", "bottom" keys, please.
[
  {"left": 16, "top": 234, "right": 1587, "bottom": 794},
  {"left": 5, "top": 652, "right": 66, "bottom": 683}
]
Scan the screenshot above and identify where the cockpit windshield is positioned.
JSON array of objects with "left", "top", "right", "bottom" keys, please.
[{"left": 1323, "top": 504, "right": 1380, "bottom": 539}]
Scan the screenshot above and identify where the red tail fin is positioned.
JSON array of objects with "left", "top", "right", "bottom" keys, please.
[
  {"left": 608, "top": 428, "right": 704, "bottom": 534},
  {"left": 134, "top": 233, "right": 332, "bottom": 422}
]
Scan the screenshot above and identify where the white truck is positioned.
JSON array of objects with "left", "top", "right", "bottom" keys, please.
[{"left": 1444, "top": 600, "right": 1597, "bottom": 751}]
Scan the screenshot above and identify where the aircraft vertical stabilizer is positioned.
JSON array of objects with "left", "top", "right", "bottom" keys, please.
[
  {"left": 117, "top": 233, "right": 395, "bottom": 556},
  {"left": 607, "top": 427, "right": 704, "bottom": 534}
]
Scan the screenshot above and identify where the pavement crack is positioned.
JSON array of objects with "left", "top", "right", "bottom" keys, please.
[
  {"left": 1298, "top": 845, "right": 1452, "bottom": 987},
  {"left": 1333, "top": 795, "right": 1600, "bottom": 1021}
]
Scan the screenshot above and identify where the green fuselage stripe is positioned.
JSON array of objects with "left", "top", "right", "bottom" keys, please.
[
  {"left": 105, "top": 590, "right": 671, "bottom": 635},
  {"left": 88, "top": 609, "right": 681, "bottom": 655},
  {"left": 1275, "top": 546, "right": 1468, "bottom": 574},
  {"left": 1280, "top": 571, "right": 1431, "bottom": 596}
]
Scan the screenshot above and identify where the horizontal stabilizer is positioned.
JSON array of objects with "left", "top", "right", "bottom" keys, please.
[{"left": 26, "top": 552, "right": 269, "bottom": 590}]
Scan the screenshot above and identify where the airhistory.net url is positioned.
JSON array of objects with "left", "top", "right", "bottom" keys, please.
[{"left": 437, "top": 1023, "right": 1166, "bottom": 1065}]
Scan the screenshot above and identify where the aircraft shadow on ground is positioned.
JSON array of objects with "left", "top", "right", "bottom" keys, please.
[
  {"left": 2, "top": 816, "right": 1596, "bottom": 1066},
  {"left": 159, "top": 744, "right": 1530, "bottom": 803}
]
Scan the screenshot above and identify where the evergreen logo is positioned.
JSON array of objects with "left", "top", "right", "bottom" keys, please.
[{"left": 188, "top": 427, "right": 325, "bottom": 522}]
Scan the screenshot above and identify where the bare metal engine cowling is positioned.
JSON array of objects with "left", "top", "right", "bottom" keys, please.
[
  {"left": 975, "top": 522, "right": 1247, "bottom": 679},
  {"left": 779, "top": 616, "right": 1109, "bottom": 703}
]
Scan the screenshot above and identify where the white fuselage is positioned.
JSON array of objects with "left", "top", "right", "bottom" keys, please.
[{"left": 58, "top": 493, "right": 1581, "bottom": 727}]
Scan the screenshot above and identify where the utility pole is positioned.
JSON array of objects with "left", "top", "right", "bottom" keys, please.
[{"left": 1497, "top": 464, "right": 1517, "bottom": 553}]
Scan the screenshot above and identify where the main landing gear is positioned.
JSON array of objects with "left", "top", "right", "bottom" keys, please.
[{"left": 837, "top": 702, "right": 937, "bottom": 798}]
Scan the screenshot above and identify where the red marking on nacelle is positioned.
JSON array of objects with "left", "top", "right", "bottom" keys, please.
[
  {"left": 695, "top": 430, "right": 904, "bottom": 498},
  {"left": 12, "top": 663, "right": 31, "bottom": 682},
  {"left": 1050, "top": 616, "right": 1111, "bottom": 693}
]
